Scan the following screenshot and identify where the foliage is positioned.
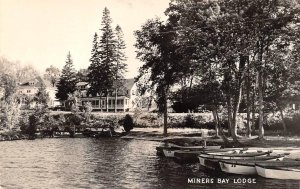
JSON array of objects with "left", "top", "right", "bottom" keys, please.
[
  {"left": 0, "top": 56, "right": 38, "bottom": 85},
  {"left": 0, "top": 74, "right": 17, "bottom": 101},
  {"left": 27, "top": 113, "right": 38, "bottom": 137},
  {"left": 148, "top": 0, "right": 300, "bottom": 140},
  {"left": 0, "top": 96, "right": 21, "bottom": 130},
  {"left": 87, "top": 8, "right": 128, "bottom": 113},
  {"left": 19, "top": 112, "right": 30, "bottom": 132},
  {"left": 56, "top": 52, "right": 77, "bottom": 101},
  {"left": 34, "top": 83, "right": 50, "bottom": 106},
  {"left": 15, "top": 65, "right": 39, "bottom": 82},
  {"left": 82, "top": 102, "right": 93, "bottom": 122},
  {"left": 183, "top": 114, "right": 199, "bottom": 128},
  {"left": 113, "top": 25, "right": 127, "bottom": 86},
  {"left": 44, "top": 65, "right": 60, "bottom": 87},
  {"left": 134, "top": 16, "right": 187, "bottom": 135},
  {"left": 122, "top": 114, "right": 134, "bottom": 132},
  {"left": 262, "top": 113, "right": 300, "bottom": 135},
  {"left": 134, "top": 18, "right": 185, "bottom": 112},
  {"left": 113, "top": 25, "right": 128, "bottom": 112},
  {"left": 171, "top": 82, "right": 224, "bottom": 113},
  {"left": 88, "top": 8, "right": 116, "bottom": 98},
  {"left": 77, "top": 69, "right": 89, "bottom": 82}
]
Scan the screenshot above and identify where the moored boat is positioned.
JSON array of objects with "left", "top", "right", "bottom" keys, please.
[
  {"left": 156, "top": 143, "right": 183, "bottom": 156},
  {"left": 174, "top": 148, "right": 248, "bottom": 164},
  {"left": 219, "top": 155, "right": 285, "bottom": 175},
  {"left": 200, "top": 150, "right": 272, "bottom": 159},
  {"left": 198, "top": 151, "right": 273, "bottom": 172},
  {"left": 156, "top": 143, "right": 222, "bottom": 157},
  {"left": 163, "top": 145, "right": 222, "bottom": 158},
  {"left": 255, "top": 161, "right": 300, "bottom": 180}
]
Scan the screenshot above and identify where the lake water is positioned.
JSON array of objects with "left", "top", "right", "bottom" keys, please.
[{"left": 0, "top": 138, "right": 299, "bottom": 189}]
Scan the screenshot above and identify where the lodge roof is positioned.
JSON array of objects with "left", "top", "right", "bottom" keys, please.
[
  {"left": 19, "top": 76, "right": 53, "bottom": 88},
  {"left": 76, "top": 79, "right": 135, "bottom": 90}
]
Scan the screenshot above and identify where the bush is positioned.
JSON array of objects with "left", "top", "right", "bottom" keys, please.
[
  {"left": 262, "top": 113, "right": 300, "bottom": 135},
  {"left": 27, "top": 114, "right": 38, "bottom": 138},
  {"left": 122, "top": 114, "right": 134, "bottom": 132},
  {"left": 183, "top": 114, "right": 199, "bottom": 128}
]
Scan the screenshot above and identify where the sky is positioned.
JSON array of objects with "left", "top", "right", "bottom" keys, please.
[{"left": 0, "top": 0, "right": 170, "bottom": 78}]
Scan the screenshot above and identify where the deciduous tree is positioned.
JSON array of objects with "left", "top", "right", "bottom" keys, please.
[{"left": 44, "top": 65, "right": 61, "bottom": 87}]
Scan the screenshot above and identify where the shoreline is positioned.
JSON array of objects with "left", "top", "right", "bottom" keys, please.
[{"left": 2, "top": 127, "right": 300, "bottom": 148}]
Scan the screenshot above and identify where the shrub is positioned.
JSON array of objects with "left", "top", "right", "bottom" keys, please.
[
  {"left": 183, "top": 114, "right": 199, "bottom": 128},
  {"left": 262, "top": 113, "right": 300, "bottom": 135},
  {"left": 122, "top": 114, "right": 134, "bottom": 132},
  {"left": 82, "top": 102, "right": 93, "bottom": 122},
  {"left": 27, "top": 114, "right": 38, "bottom": 138},
  {"left": 65, "top": 113, "right": 83, "bottom": 126}
]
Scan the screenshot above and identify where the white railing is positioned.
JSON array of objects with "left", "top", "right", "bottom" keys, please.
[{"left": 92, "top": 105, "right": 127, "bottom": 109}]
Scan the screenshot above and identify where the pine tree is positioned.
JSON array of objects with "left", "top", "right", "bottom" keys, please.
[
  {"left": 56, "top": 52, "right": 77, "bottom": 102},
  {"left": 87, "top": 33, "right": 103, "bottom": 97},
  {"left": 113, "top": 25, "right": 127, "bottom": 112},
  {"left": 88, "top": 7, "right": 116, "bottom": 112},
  {"left": 99, "top": 7, "right": 116, "bottom": 112},
  {"left": 87, "top": 8, "right": 128, "bottom": 112}
]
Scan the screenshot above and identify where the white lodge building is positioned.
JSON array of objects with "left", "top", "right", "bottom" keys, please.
[
  {"left": 77, "top": 79, "right": 138, "bottom": 112},
  {"left": 17, "top": 76, "right": 58, "bottom": 108}
]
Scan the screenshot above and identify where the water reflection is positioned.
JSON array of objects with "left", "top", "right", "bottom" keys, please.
[{"left": 0, "top": 139, "right": 299, "bottom": 189}]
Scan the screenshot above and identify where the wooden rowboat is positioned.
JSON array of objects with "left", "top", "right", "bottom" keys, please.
[
  {"left": 173, "top": 148, "right": 248, "bottom": 164},
  {"left": 255, "top": 161, "right": 300, "bottom": 180},
  {"left": 219, "top": 155, "right": 285, "bottom": 175},
  {"left": 200, "top": 150, "right": 272, "bottom": 159},
  {"left": 162, "top": 145, "right": 222, "bottom": 158},
  {"left": 198, "top": 151, "right": 272, "bottom": 171}
]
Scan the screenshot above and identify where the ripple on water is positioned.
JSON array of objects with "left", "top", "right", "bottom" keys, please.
[{"left": 0, "top": 138, "right": 299, "bottom": 189}]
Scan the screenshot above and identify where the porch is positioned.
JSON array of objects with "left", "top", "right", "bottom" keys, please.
[{"left": 80, "top": 96, "right": 130, "bottom": 112}]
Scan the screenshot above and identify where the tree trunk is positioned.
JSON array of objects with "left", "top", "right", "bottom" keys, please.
[
  {"left": 163, "top": 87, "right": 169, "bottom": 137},
  {"left": 114, "top": 88, "right": 118, "bottom": 113},
  {"left": 257, "top": 38, "right": 265, "bottom": 140},
  {"left": 163, "top": 94, "right": 168, "bottom": 137},
  {"left": 106, "top": 91, "right": 109, "bottom": 112},
  {"left": 212, "top": 110, "right": 219, "bottom": 137},
  {"left": 213, "top": 110, "right": 230, "bottom": 144},
  {"left": 232, "top": 84, "right": 242, "bottom": 138},
  {"left": 226, "top": 95, "right": 239, "bottom": 142},
  {"left": 246, "top": 60, "right": 251, "bottom": 137},
  {"left": 279, "top": 107, "right": 287, "bottom": 135},
  {"left": 251, "top": 82, "right": 256, "bottom": 135},
  {"left": 258, "top": 71, "right": 264, "bottom": 139},
  {"left": 73, "top": 124, "right": 76, "bottom": 138}
]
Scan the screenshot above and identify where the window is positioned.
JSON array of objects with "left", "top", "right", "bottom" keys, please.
[
  {"left": 132, "top": 90, "right": 135, "bottom": 95},
  {"left": 27, "top": 90, "right": 31, "bottom": 93},
  {"left": 117, "top": 100, "right": 122, "bottom": 105}
]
